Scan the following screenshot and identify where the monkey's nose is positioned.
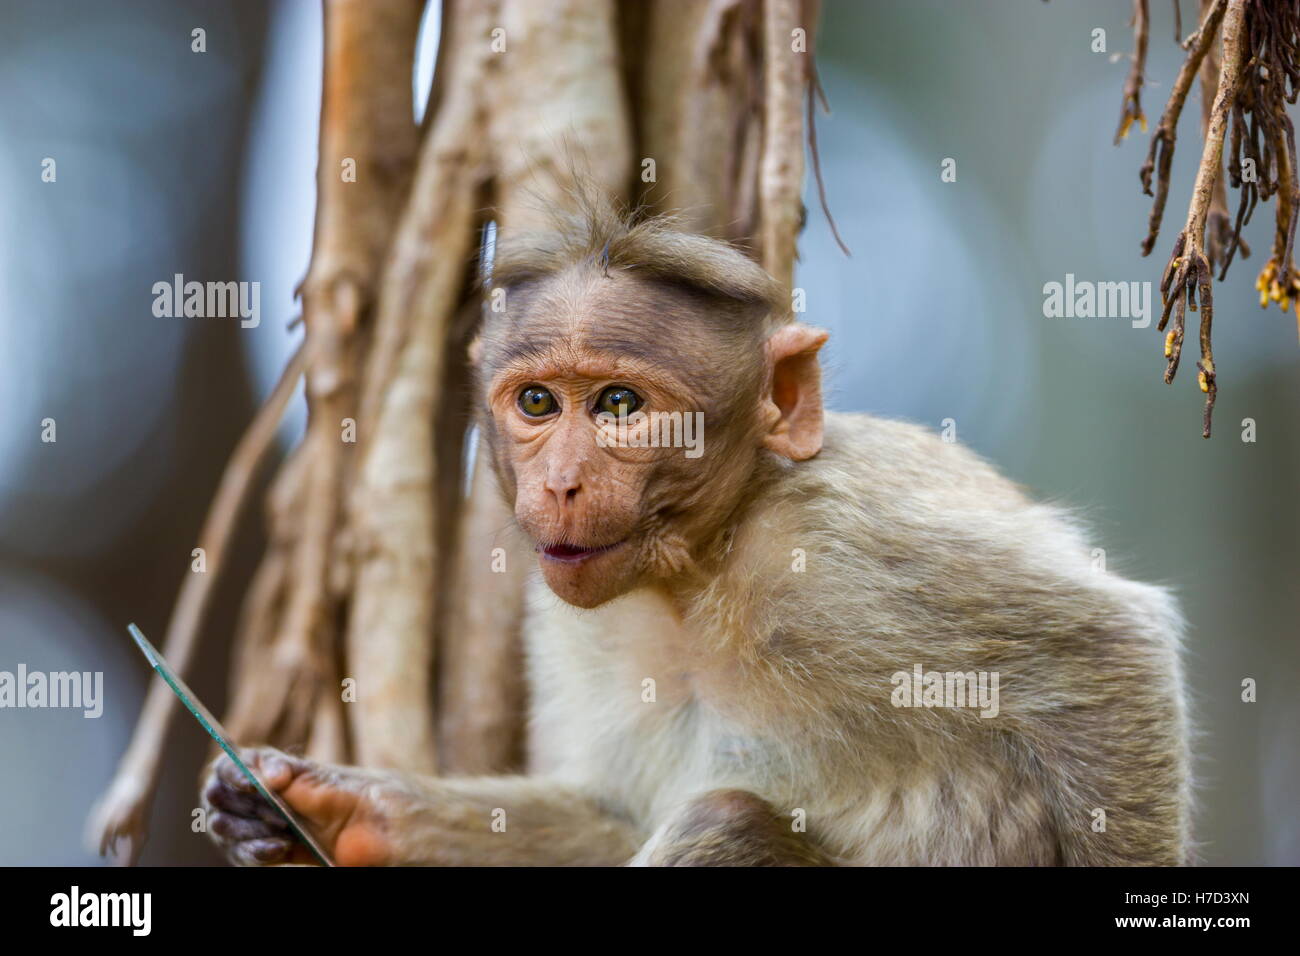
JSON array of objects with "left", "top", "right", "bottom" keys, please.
[{"left": 544, "top": 470, "right": 582, "bottom": 509}]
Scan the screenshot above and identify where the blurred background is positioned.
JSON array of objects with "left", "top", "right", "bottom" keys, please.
[{"left": 0, "top": 0, "right": 1294, "bottom": 865}]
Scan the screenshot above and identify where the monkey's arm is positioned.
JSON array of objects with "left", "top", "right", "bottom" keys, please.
[
  {"left": 628, "top": 790, "right": 835, "bottom": 866},
  {"left": 202, "top": 748, "right": 642, "bottom": 866}
]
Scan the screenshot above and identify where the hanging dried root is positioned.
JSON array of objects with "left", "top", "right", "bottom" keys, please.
[
  {"left": 1157, "top": 233, "right": 1218, "bottom": 435},
  {"left": 1237, "top": 0, "right": 1300, "bottom": 338},
  {"left": 759, "top": 0, "right": 807, "bottom": 289},
  {"left": 1137, "top": 0, "right": 1228, "bottom": 256},
  {"left": 1115, "top": 0, "right": 1300, "bottom": 431},
  {"left": 261, "top": 0, "right": 425, "bottom": 758},
  {"left": 437, "top": 453, "right": 531, "bottom": 774},
  {"left": 1154, "top": 0, "right": 1247, "bottom": 438},
  {"left": 219, "top": 436, "right": 317, "bottom": 746},
  {"left": 1255, "top": 120, "right": 1300, "bottom": 318},
  {"left": 1198, "top": 0, "right": 1251, "bottom": 273},
  {"left": 632, "top": 0, "right": 752, "bottom": 239},
  {"left": 343, "top": 0, "right": 500, "bottom": 774},
  {"left": 1116, "top": 0, "right": 1151, "bottom": 145}
]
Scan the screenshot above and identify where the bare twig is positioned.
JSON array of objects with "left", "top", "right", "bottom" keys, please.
[{"left": 804, "top": 0, "right": 851, "bottom": 257}]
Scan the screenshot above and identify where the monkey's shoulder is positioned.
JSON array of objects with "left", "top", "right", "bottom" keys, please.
[
  {"left": 814, "top": 411, "right": 1028, "bottom": 509},
  {"left": 767, "top": 410, "right": 1036, "bottom": 538},
  {"left": 741, "top": 411, "right": 1183, "bottom": 653}
]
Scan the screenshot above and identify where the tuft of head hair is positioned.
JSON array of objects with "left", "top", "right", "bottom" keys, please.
[{"left": 488, "top": 188, "right": 788, "bottom": 323}]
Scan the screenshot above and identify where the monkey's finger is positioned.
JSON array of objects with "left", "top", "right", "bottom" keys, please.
[
  {"left": 204, "top": 774, "right": 288, "bottom": 826},
  {"left": 209, "top": 811, "right": 287, "bottom": 844},
  {"left": 245, "top": 746, "right": 312, "bottom": 792},
  {"left": 214, "top": 754, "right": 257, "bottom": 793},
  {"left": 228, "top": 837, "right": 293, "bottom": 867}
]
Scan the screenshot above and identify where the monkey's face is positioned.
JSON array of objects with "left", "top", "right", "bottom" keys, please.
[{"left": 477, "top": 271, "right": 770, "bottom": 608}]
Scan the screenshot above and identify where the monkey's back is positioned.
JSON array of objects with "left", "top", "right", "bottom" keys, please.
[{"left": 726, "top": 411, "right": 1193, "bottom": 864}]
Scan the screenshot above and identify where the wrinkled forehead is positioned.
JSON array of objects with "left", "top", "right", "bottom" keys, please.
[{"left": 480, "top": 267, "right": 763, "bottom": 384}]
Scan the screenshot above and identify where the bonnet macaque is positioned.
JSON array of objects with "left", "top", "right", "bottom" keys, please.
[{"left": 203, "top": 202, "right": 1191, "bottom": 866}]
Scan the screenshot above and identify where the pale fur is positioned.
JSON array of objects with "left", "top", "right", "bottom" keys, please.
[{"left": 520, "top": 411, "right": 1192, "bottom": 865}]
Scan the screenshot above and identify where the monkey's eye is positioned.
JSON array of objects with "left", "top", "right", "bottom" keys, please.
[
  {"left": 596, "top": 386, "right": 642, "bottom": 416},
  {"left": 518, "top": 386, "right": 557, "bottom": 417}
]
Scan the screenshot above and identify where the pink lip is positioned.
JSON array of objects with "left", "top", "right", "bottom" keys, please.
[{"left": 541, "top": 540, "right": 625, "bottom": 564}]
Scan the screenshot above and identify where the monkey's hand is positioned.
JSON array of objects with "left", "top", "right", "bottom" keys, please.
[
  {"left": 203, "top": 747, "right": 644, "bottom": 866},
  {"left": 201, "top": 747, "right": 406, "bottom": 866}
]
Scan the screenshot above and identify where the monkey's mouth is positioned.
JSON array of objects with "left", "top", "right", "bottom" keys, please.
[{"left": 540, "top": 540, "right": 626, "bottom": 564}]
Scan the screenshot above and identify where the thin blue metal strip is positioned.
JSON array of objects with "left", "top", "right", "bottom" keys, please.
[{"left": 127, "top": 623, "right": 335, "bottom": 866}]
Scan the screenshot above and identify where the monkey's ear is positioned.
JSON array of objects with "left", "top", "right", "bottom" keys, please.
[
  {"left": 761, "top": 323, "right": 829, "bottom": 461},
  {"left": 468, "top": 334, "right": 483, "bottom": 366}
]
